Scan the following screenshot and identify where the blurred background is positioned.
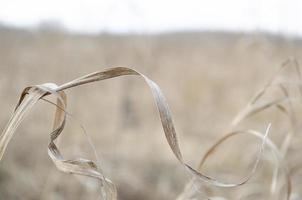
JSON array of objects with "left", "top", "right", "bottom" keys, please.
[{"left": 0, "top": 0, "right": 302, "bottom": 199}]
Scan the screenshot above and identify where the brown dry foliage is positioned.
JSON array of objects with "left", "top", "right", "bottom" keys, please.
[{"left": 1, "top": 29, "right": 302, "bottom": 199}]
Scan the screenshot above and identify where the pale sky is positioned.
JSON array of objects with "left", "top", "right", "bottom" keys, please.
[{"left": 0, "top": 0, "right": 302, "bottom": 36}]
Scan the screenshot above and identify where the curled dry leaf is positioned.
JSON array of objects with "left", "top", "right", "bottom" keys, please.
[{"left": 0, "top": 60, "right": 301, "bottom": 199}]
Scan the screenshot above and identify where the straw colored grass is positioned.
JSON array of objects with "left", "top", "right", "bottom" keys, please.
[{"left": 1, "top": 58, "right": 302, "bottom": 199}]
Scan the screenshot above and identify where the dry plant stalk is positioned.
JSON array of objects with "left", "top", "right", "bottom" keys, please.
[{"left": 0, "top": 59, "right": 301, "bottom": 199}]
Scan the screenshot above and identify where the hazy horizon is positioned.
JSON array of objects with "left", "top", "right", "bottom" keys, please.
[{"left": 1, "top": 0, "right": 301, "bottom": 37}]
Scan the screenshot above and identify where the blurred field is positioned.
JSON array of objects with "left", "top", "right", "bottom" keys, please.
[{"left": 0, "top": 26, "right": 302, "bottom": 199}]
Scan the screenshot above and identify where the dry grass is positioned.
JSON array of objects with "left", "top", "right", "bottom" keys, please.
[{"left": 1, "top": 27, "right": 302, "bottom": 199}]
